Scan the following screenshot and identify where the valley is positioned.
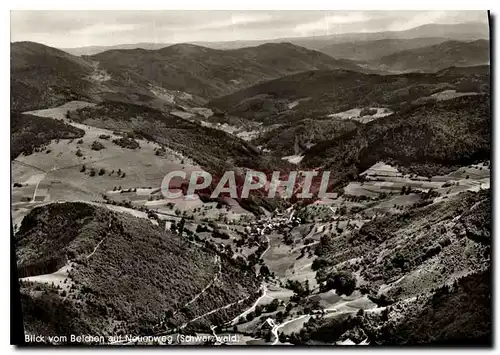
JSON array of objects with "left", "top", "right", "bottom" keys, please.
[{"left": 11, "top": 13, "right": 491, "bottom": 347}]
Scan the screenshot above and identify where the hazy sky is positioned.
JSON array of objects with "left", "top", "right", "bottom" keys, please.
[{"left": 11, "top": 10, "right": 488, "bottom": 48}]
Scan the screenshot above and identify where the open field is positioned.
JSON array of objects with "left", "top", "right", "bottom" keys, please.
[
  {"left": 12, "top": 101, "right": 255, "bottom": 226},
  {"left": 281, "top": 155, "right": 304, "bottom": 164},
  {"left": 20, "top": 263, "right": 74, "bottom": 291},
  {"left": 431, "top": 89, "right": 481, "bottom": 101},
  {"left": 327, "top": 107, "right": 394, "bottom": 123},
  {"left": 344, "top": 161, "right": 490, "bottom": 211}
]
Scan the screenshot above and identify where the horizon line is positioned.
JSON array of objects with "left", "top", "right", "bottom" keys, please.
[{"left": 24, "top": 20, "right": 487, "bottom": 50}]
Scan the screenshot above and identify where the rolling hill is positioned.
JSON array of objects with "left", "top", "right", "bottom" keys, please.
[
  {"left": 318, "top": 37, "right": 450, "bottom": 62},
  {"left": 301, "top": 94, "right": 490, "bottom": 182},
  {"left": 66, "top": 100, "right": 296, "bottom": 214},
  {"left": 291, "top": 188, "right": 490, "bottom": 345},
  {"left": 227, "top": 42, "right": 368, "bottom": 73},
  {"left": 61, "top": 42, "right": 172, "bottom": 57},
  {"left": 17, "top": 202, "right": 260, "bottom": 338},
  {"left": 209, "top": 66, "right": 489, "bottom": 125},
  {"left": 280, "top": 22, "right": 490, "bottom": 50},
  {"left": 372, "top": 40, "right": 489, "bottom": 73},
  {"left": 11, "top": 112, "right": 85, "bottom": 160},
  {"left": 387, "top": 22, "right": 489, "bottom": 42},
  {"left": 87, "top": 42, "right": 370, "bottom": 100},
  {"left": 11, "top": 41, "right": 212, "bottom": 113},
  {"left": 67, "top": 100, "right": 286, "bottom": 175},
  {"left": 11, "top": 42, "right": 96, "bottom": 112},
  {"left": 12, "top": 41, "right": 370, "bottom": 113}
]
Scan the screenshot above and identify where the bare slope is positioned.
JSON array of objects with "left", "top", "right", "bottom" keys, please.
[{"left": 68, "top": 100, "right": 283, "bottom": 174}]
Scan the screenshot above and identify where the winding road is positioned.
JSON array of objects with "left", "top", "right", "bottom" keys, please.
[
  {"left": 268, "top": 315, "right": 309, "bottom": 345},
  {"left": 225, "top": 233, "right": 272, "bottom": 326},
  {"left": 260, "top": 235, "right": 271, "bottom": 259},
  {"left": 174, "top": 255, "right": 221, "bottom": 316},
  {"left": 86, "top": 222, "right": 112, "bottom": 259},
  {"left": 178, "top": 294, "right": 252, "bottom": 330},
  {"left": 267, "top": 301, "right": 360, "bottom": 345},
  {"left": 228, "top": 283, "right": 268, "bottom": 325}
]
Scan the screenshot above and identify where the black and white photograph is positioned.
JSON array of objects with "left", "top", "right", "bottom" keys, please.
[{"left": 10, "top": 9, "right": 491, "bottom": 347}]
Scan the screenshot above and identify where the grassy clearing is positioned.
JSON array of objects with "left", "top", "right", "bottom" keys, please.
[
  {"left": 12, "top": 102, "right": 244, "bottom": 225},
  {"left": 328, "top": 107, "right": 394, "bottom": 123}
]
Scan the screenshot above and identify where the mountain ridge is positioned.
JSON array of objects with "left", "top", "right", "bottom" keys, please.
[
  {"left": 208, "top": 65, "right": 489, "bottom": 124},
  {"left": 11, "top": 40, "right": 371, "bottom": 112},
  {"left": 59, "top": 22, "right": 489, "bottom": 56},
  {"left": 372, "top": 39, "right": 489, "bottom": 73}
]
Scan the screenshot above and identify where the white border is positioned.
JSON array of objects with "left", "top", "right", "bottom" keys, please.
[{"left": 2, "top": 2, "right": 498, "bottom": 354}]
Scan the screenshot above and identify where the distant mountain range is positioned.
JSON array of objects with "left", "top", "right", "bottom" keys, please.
[
  {"left": 372, "top": 39, "right": 489, "bottom": 73},
  {"left": 12, "top": 31, "right": 490, "bottom": 115},
  {"left": 318, "top": 37, "right": 452, "bottom": 62},
  {"left": 10, "top": 41, "right": 370, "bottom": 111},
  {"left": 51, "top": 22, "right": 491, "bottom": 79},
  {"left": 87, "top": 42, "right": 371, "bottom": 99},
  {"left": 60, "top": 22, "right": 489, "bottom": 57}
]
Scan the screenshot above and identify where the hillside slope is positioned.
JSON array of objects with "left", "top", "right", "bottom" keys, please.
[
  {"left": 209, "top": 66, "right": 489, "bottom": 124},
  {"left": 11, "top": 112, "right": 85, "bottom": 160},
  {"left": 252, "top": 118, "right": 359, "bottom": 157},
  {"left": 318, "top": 37, "right": 450, "bottom": 62},
  {"left": 17, "top": 202, "right": 260, "bottom": 339},
  {"left": 88, "top": 42, "right": 369, "bottom": 100},
  {"left": 11, "top": 41, "right": 206, "bottom": 113},
  {"left": 301, "top": 188, "right": 491, "bottom": 345},
  {"left": 11, "top": 42, "right": 96, "bottom": 111},
  {"left": 68, "top": 100, "right": 287, "bottom": 175},
  {"left": 372, "top": 40, "right": 489, "bottom": 73},
  {"left": 301, "top": 95, "right": 490, "bottom": 182},
  {"left": 228, "top": 42, "right": 369, "bottom": 73},
  {"left": 12, "top": 41, "right": 371, "bottom": 113}
]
